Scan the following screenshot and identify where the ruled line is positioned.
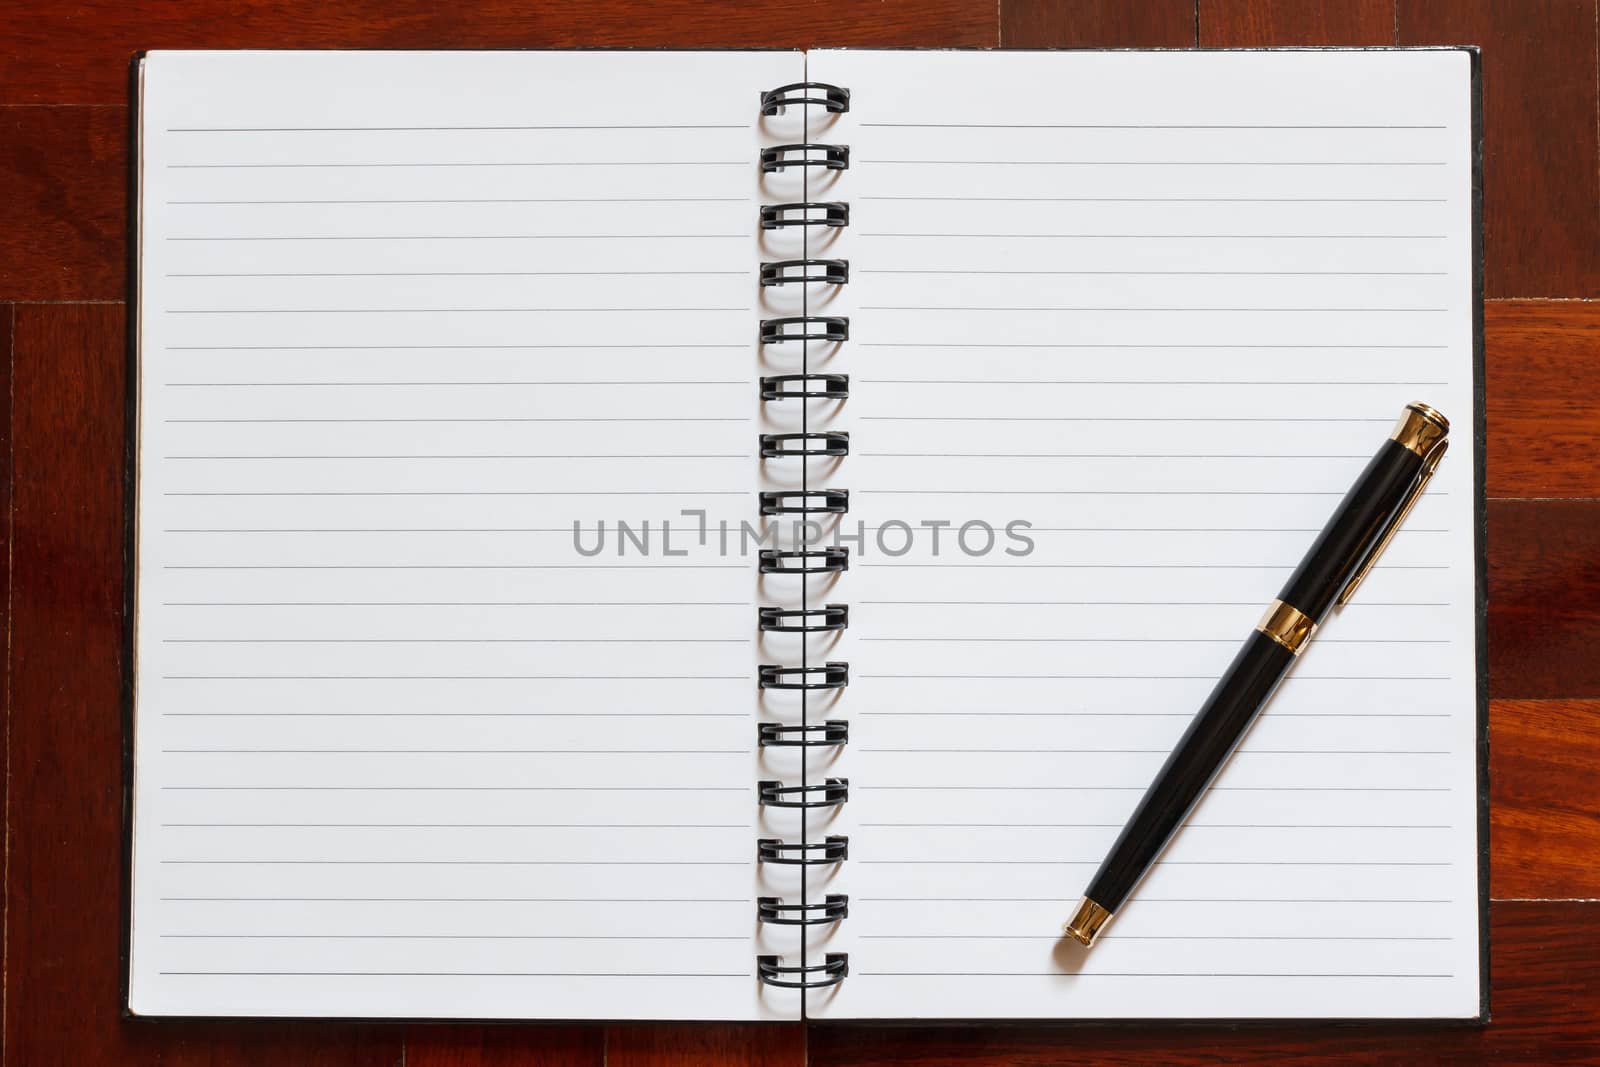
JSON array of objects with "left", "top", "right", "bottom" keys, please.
[
  {"left": 857, "top": 123, "right": 1447, "bottom": 130},
  {"left": 162, "top": 748, "right": 748, "bottom": 754},
  {"left": 857, "top": 898, "right": 1453, "bottom": 904},
  {"left": 859, "top": 268, "right": 1448, "bottom": 275},
  {"left": 857, "top": 231, "right": 1447, "bottom": 238},
  {"left": 161, "top": 934, "right": 747, "bottom": 941},
  {"left": 168, "top": 124, "right": 754, "bottom": 132},
  {"left": 161, "top": 785, "right": 751, "bottom": 791},
  {"left": 859, "top": 160, "right": 1448, "bottom": 167},
  {"left": 165, "top": 380, "right": 750, "bottom": 386},
  {"left": 856, "top": 785, "right": 1450, "bottom": 792},
  {"left": 161, "top": 601, "right": 749, "bottom": 607},
  {"left": 167, "top": 161, "right": 749, "bottom": 169},
  {"left": 168, "top": 269, "right": 752, "bottom": 277},
  {"left": 164, "top": 453, "right": 748, "bottom": 460},
  {"left": 162, "top": 674, "right": 750, "bottom": 681},
  {"left": 165, "top": 418, "right": 753, "bottom": 425},
  {"left": 160, "top": 859, "right": 752, "bottom": 866},
  {"left": 160, "top": 971, "right": 750, "bottom": 978},
  {"left": 164, "top": 345, "right": 748, "bottom": 351},
  {"left": 859, "top": 343, "right": 1447, "bottom": 350},
  {"left": 859, "top": 306, "right": 1447, "bottom": 313},
  {"left": 858, "top": 379, "right": 1445, "bottom": 386},
  {"left": 164, "top": 307, "right": 750, "bottom": 314},
  {"left": 166, "top": 233, "right": 748, "bottom": 240},
  {"left": 856, "top": 674, "right": 1450, "bottom": 680},
  {"left": 161, "top": 897, "right": 749, "bottom": 903},
  {"left": 856, "top": 711, "right": 1449, "bottom": 719},
  {"left": 856, "top": 748, "right": 1449, "bottom": 755},
  {"left": 861, "top": 935, "right": 1453, "bottom": 942},
  {"left": 161, "top": 564, "right": 747, "bottom": 570},
  {"left": 859, "top": 860, "right": 1451, "bottom": 867},
  {"left": 163, "top": 638, "right": 750, "bottom": 644},
  {"left": 163, "top": 823, "right": 749, "bottom": 829},
  {"left": 855, "top": 972, "right": 1452, "bottom": 979},
  {"left": 860, "top": 823, "right": 1450, "bottom": 830}
]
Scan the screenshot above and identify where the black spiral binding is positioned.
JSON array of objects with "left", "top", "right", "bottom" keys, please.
[
  {"left": 758, "top": 894, "right": 849, "bottom": 925},
  {"left": 760, "top": 82, "right": 851, "bottom": 115},
  {"left": 758, "top": 605, "right": 849, "bottom": 633},
  {"left": 757, "top": 953, "right": 850, "bottom": 989},
  {"left": 758, "top": 836, "right": 849, "bottom": 865},
  {"left": 760, "top": 143, "right": 850, "bottom": 172},
  {"left": 756, "top": 79, "right": 853, "bottom": 994},
  {"left": 760, "top": 777, "right": 849, "bottom": 809},
  {"left": 761, "top": 316, "right": 849, "bottom": 345},
  {"left": 761, "top": 202, "right": 850, "bottom": 229},
  {"left": 760, "top": 489, "right": 849, "bottom": 515},
  {"left": 758, "top": 719, "right": 850, "bottom": 746},
  {"left": 761, "top": 374, "right": 849, "bottom": 401},
  {"left": 758, "top": 548, "right": 849, "bottom": 575},
  {"left": 760, "top": 432, "right": 849, "bottom": 459},
  {"left": 760, "top": 259, "right": 849, "bottom": 287},
  {"left": 758, "top": 662, "right": 849, "bottom": 691}
]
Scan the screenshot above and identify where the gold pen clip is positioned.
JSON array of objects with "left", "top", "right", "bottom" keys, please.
[{"left": 1337, "top": 432, "right": 1449, "bottom": 607}]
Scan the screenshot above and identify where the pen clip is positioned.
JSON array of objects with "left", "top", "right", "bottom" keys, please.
[{"left": 1337, "top": 437, "right": 1449, "bottom": 607}]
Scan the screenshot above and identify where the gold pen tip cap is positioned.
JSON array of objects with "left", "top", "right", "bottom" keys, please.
[
  {"left": 1062, "top": 897, "right": 1113, "bottom": 947},
  {"left": 1405, "top": 401, "right": 1449, "bottom": 434},
  {"left": 1392, "top": 402, "right": 1450, "bottom": 458}
]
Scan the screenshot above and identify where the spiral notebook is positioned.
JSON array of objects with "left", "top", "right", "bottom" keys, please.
[{"left": 126, "top": 48, "right": 1486, "bottom": 1022}]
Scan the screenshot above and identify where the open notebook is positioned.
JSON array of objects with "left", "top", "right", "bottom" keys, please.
[{"left": 127, "top": 48, "right": 1485, "bottom": 1022}]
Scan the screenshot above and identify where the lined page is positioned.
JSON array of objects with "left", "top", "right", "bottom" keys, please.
[
  {"left": 130, "top": 50, "right": 801, "bottom": 1020},
  {"left": 809, "top": 49, "right": 1480, "bottom": 1019}
]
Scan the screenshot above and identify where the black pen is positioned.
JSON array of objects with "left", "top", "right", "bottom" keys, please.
[{"left": 1063, "top": 402, "right": 1451, "bottom": 947}]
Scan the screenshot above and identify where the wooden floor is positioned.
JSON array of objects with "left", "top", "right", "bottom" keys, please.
[{"left": 3, "top": 1, "right": 1597, "bottom": 1063}]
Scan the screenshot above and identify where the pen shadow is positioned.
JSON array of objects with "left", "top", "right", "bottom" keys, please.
[{"left": 1049, "top": 933, "right": 1092, "bottom": 975}]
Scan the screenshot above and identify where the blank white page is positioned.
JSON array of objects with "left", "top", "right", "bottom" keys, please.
[
  {"left": 807, "top": 49, "right": 1481, "bottom": 1019},
  {"left": 130, "top": 50, "right": 804, "bottom": 1021}
]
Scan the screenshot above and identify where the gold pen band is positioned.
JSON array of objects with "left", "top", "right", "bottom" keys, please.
[
  {"left": 1062, "top": 897, "right": 1114, "bottom": 947},
  {"left": 1256, "top": 599, "right": 1317, "bottom": 655}
]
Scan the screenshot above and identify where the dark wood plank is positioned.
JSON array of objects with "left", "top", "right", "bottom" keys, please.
[
  {"left": 1399, "top": 0, "right": 1600, "bottom": 298},
  {"left": 606, "top": 1023, "right": 806, "bottom": 1067},
  {"left": 1488, "top": 499, "right": 1600, "bottom": 700},
  {"left": 405, "top": 1024, "right": 603, "bottom": 1066},
  {"left": 1492, "top": 700, "right": 1600, "bottom": 900},
  {"left": 1002, "top": 0, "right": 1198, "bottom": 47},
  {"left": 808, "top": 901, "right": 1597, "bottom": 1065},
  {"left": 1486, "top": 300, "right": 1600, "bottom": 498},
  {"left": 0, "top": 107, "right": 125, "bottom": 302},
  {"left": 4, "top": 303, "right": 400, "bottom": 1065},
  {"left": 0, "top": 0, "right": 994, "bottom": 105},
  {"left": 1199, "top": 0, "right": 1394, "bottom": 44}
]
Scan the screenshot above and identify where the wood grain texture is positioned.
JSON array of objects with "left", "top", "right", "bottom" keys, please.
[
  {"left": 0, "top": 0, "right": 994, "bottom": 105},
  {"left": 1002, "top": 0, "right": 1198, "bottom": 47},
  {"left": 3, "top": 2, "right": 1597, "bottom": 1063},
  {"left": 808, "top": 902, "right": 1598, "bottom": 1065},
  {"left": 405, "top": 1024, "right": 602, "bottom": 1066},
  {"left": 1492, "top": 700, "right": 1600, "bottom": 900},
  {"left": 1485, "top": 301, "right": 1600, "bottom": 498},
  {"left": 606, "top": 1023, "right": 806, "bottom": 1067},
  {"left": 1399, "top": 0, "right": 1600, "bottom": 298},
  {"left": 1488, "top": 499, "right": 1600, "bottom": 700},
  {"left": 0, "top": 107, "right": 125, "bottom": 302},
  {"left": 1198, "top": 0, "right": 1395, "bottom": 44},
  {"left": 4, "top": 304, "right": 401, "bottom": 1065}
]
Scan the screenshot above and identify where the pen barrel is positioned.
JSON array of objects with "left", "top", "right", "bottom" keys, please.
[
  {"left": 1084, "top": 631, "right": 1295, "bottom": 913},
  {"left": 1276, "top": 438, "right": 1425, "bottom": 622}
]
